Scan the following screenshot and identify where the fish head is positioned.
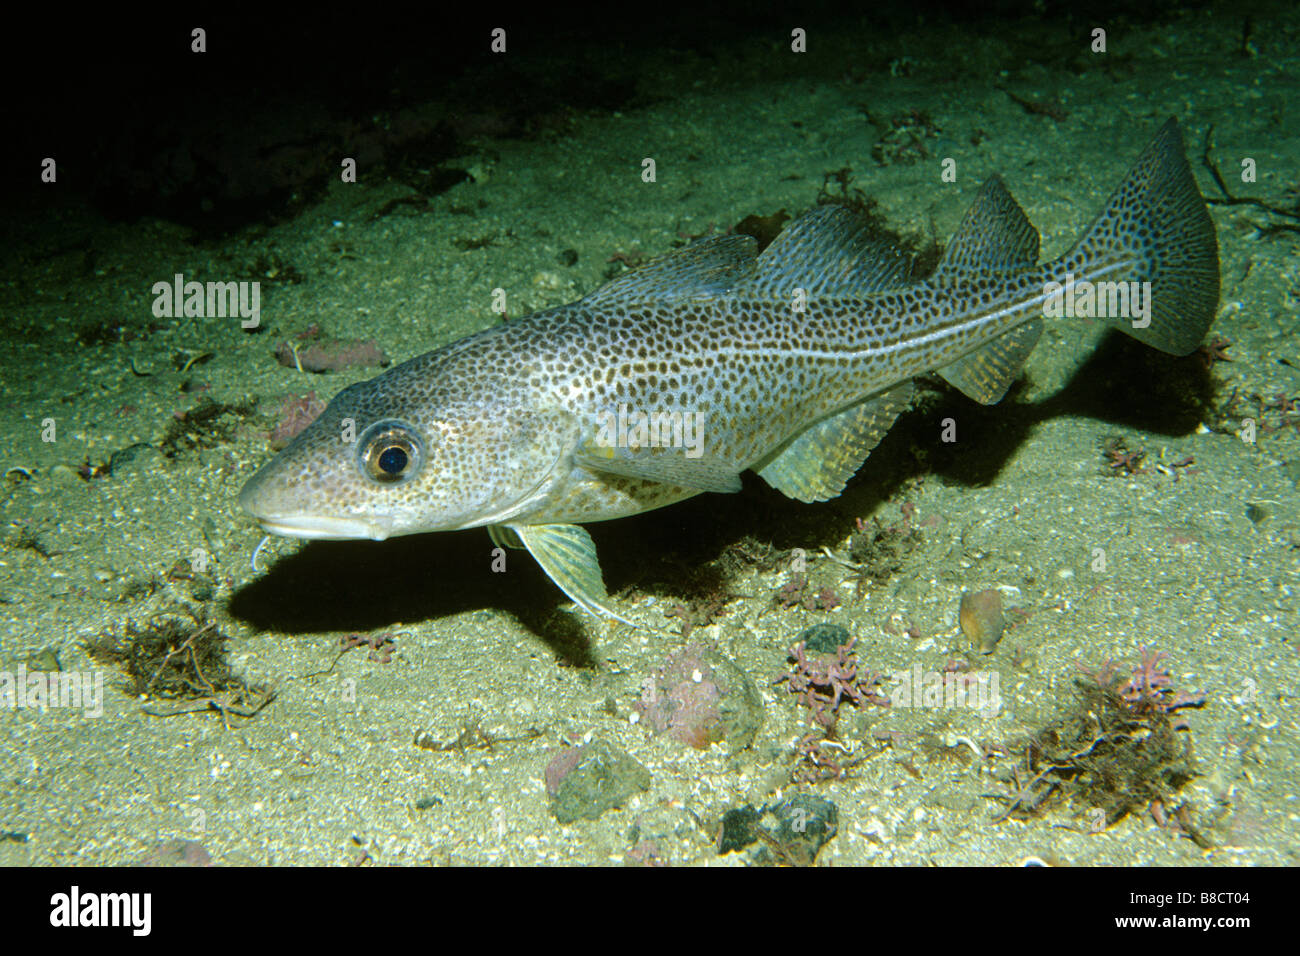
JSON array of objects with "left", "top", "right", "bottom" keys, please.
[{"left": 238, "top": 373, "right": 577, "bottom": 542}]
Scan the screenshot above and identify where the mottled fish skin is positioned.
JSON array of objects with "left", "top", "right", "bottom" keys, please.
[{"left": 240, "top": 118, "right": 1219, "bottom": 622}]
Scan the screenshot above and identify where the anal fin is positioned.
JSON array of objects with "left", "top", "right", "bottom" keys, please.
[
  {"left": 938, "top": 318, "right": 1041, "bottom": 405},
  {"left": 756, "top": 382, "right": 913, "bottom": 503}
]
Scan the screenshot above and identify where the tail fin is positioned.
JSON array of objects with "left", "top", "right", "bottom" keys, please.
[{"left": 1065, "top": 117, "right": 1219, "bottom": 355}]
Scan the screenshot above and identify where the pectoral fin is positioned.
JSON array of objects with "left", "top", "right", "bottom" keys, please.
[
  {"left": 511, "top": 523, "right": 639, "bottom": 627},
  {"left": 574, "top": 441, "right": 743, "bottom": 494}
]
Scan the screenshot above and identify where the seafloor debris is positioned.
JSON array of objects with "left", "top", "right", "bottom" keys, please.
[
  {"left": 845, "top": 513, "right": 925, "bottom": 600},
  {"left": 83, "top": 609, "right": 274, "bottom": 719},
  {"left": 778, "top": 633, "right": 890, "bottom": 730},
  {"left": 732, "top": 208, "right": 790, "bottom": 252},
  {"left": 413, "top": 720, "right": 542, "bottom": 755},
  {"left": 1102, "top": 436, "right": 1147, "bottom": 475},
  {"left": 777, "top": 628, "right": 891, "bottom": 783},
  {"left": 657, "top": 565, "right": 737, "bottom": 636},
  {"left": 774, "top": 572, "right": 841, "bottom": 611},
  {"left": 161, "top": 397, "right": 256, "bottom": 458},
  {"left": 998, "top": 86, "right": 1069, "bottom": 121},
  {"left": 984, "top": 646, "right": 1206, "bottom": 834},
  {"left": 869, "top": 108, "right": 941, "bottom": 166}
]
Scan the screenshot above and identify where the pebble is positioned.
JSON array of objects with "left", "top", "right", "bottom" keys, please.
[
  {"left": 634, "top": 642, "right": 763, "bottom": 752},
  {"left": 959, "top": 589, "right": 1005, "bottom": 654},
  {"left": 799, "top": 622, "right": 851, "bottom": 654},
  {"left": 716, "top": 795, "right": 840, "bottom": 864},
  {"left": 545, "top": 739, "right": 651, "bottom": 824}
]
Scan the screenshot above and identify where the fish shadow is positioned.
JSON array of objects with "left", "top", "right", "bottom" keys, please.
[
  {"left": 227, "top": 531, "right": 596, "bottom": 667},
  {"left": 921, "top": 330, "right": 1218, "bottom": 486}
]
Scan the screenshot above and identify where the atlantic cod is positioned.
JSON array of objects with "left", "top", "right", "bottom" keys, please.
[{"left": 239, "top": 118, "right": 1219, "bottom": 624}]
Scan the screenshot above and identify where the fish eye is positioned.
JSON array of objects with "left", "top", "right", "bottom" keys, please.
[{"left": 357, "top": 420, "right": 425, "bottom": 485}]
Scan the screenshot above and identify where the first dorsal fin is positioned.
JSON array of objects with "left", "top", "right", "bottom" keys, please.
[
  {"left": 582, "top": 234, "right": 757, "bottom": 307},
  {"left": 933, "top": 176, "right": 1040, "bottom": 278},
  {"left": 745, "top": 204, "right": 911, "bottom": 299}
]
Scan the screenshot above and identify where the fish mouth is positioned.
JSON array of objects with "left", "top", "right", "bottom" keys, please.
[
  {"left": 253, "top": 513, "right": 395, "bottom": 542},
  {"left": 239, "top": 467, "right": 396, "bottom": 541}
]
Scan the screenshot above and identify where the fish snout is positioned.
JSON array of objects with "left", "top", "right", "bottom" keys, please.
[{"left": 238, "top": 468, "right": 394, "bottom": 541}]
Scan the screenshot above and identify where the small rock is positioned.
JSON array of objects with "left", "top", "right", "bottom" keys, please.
[
  {"left": 274, "top": 337, "right": 389, "bottom": 373},
  {"left": 49, "top": 464, "right": 81, "bottom": 486},
  {"left": 799, "top": 622, "right": 851, "bottom": 654},
  {"left": 624, "top": 841, "right": 666, "bottom": 867},
  {"left": 764, "top": 794, "right": 838, "bottom": 865},
  {"left": 188, "top": 574, "right": 216, "bottom": 602},
  {"left": 108, "top": 443, "right": 161, "bottom": 476},
  {"left": 715, "top": 795, "right": 840, "bottom": 864},
  {"left": 634, "top": 642, "right": 763, "bottom": 752},
  {"left": 268, "top": 392, "right": 327, "bottom": 449},
  {"left": 26, "top": 647, "right": 61, "bottom": 672},
  {"left": 546, "top": 739, "right": 651, "bottom": 824},
  {"left": 717, "top": 805, "right": 761, "bottom": 854},
  {"left": 137, "top": 838, "right": 212, "bottom": 867}
]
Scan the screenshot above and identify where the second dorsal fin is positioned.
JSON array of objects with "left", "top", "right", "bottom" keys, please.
[{"left": 744, "top": 204, "right": 912, "bottom": 299}]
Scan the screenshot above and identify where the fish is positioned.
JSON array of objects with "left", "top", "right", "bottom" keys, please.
[{"left": 239, "top": 117, "right": 1219, "bottom": 624}]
